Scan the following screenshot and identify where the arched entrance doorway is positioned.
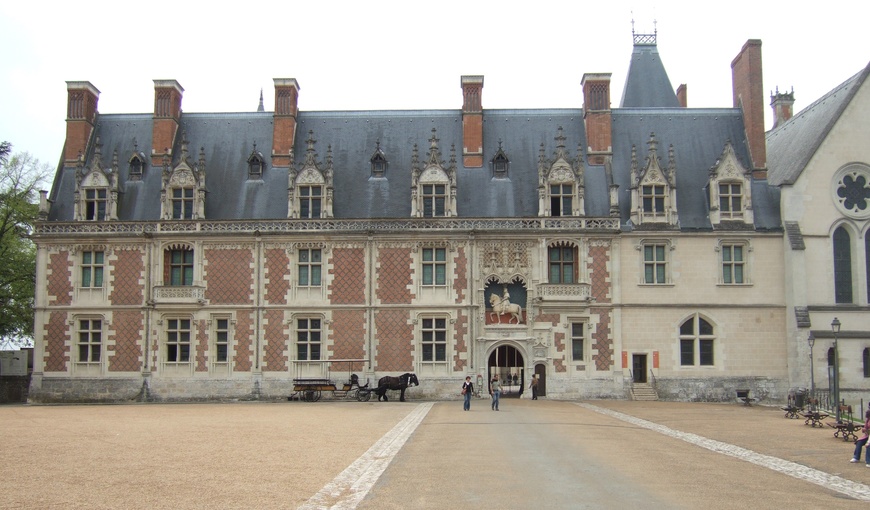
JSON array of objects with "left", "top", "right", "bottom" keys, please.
[
  {"left": 534, "top": 363, "right": 547, "bottom": 397},
  {"left": 487, "top": 344, "right": 525, "bottom": 398}
]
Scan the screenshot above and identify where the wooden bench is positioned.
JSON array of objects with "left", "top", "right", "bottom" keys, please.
[
  {"left": 736, "top": 389, "right": 756, "bottom": 406},
  {"left": 827, "top": 420, "right": 861, "bottom": 442}
]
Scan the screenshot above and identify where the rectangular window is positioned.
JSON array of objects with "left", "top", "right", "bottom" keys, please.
[
  {"left": 299, "top": 186, "right": 322, "bottom": 218},
  {"left": 719, "top": 183, "right": 742, "bottom": 218},
  {"left": 84, "top": 189, "right": 107, "bottom": 221},
  {"left": 169, "top": 249, "right": 194, "bottom": 286},
  {"left": 643, "top": 244, "right": 667, "bottom": 284},
  {"left": 550, "top": 183, "right": 573, "bottom": 217},
  {"left": 172, "top": 188, "right": 194, "bottom": 219},
  {"left": 421, "top": 317, "right": 447, "bottom": 362},
  {"left": 699, "top": 339, "right": 715, "bottom": 366},
  {"left": 642, "top": 185, "right": 665, "bottom": 214},
  {"left": 548, "top": 246, "right": 575, "bottom": 284},
  {"left": 722, "top": 244, "right": 745, "bottom": 284},
  {"left": 81, "top": 250, "right": 104, "bottom": 288},
  {"left": 680, "top": 339, "right": 694, "bottom": 366},
  {"left": 422, "top": 248, "right": 447, "bottom": 286},
  {"left": 422, "top": 184, "right": 446, "bottom": 217},
  {"left": 296, "top": 318, "right": 321, "bottom": 361},
  {"left": 571, "top": 323, "right": 584, "bottom": 361},
  {"left": 166, "top": 319, "right": 191, "bottom": 363},
  {"left": 215, "top": 318, "right": 229, "bottom": 363},
  {"left": 78, "top": 319, "right": 102, "bottom": 363},
  {"left": 298, "top": 249, "right": 322, "bottom": 286}
]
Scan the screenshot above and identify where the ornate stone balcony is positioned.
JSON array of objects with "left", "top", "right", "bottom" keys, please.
[
  {"left": 536, "top": 283, "right": 592, "bottom": 302},
  {"left": 152, "top": 285, "right": 206, "bottom": 305}
]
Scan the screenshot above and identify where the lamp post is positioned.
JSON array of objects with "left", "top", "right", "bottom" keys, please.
[
  {"left": 831, "top": 317, "right": 841, "bottom": 422},
  {"left": 807, "top": 331, "right": 815, "bottom": 399}
]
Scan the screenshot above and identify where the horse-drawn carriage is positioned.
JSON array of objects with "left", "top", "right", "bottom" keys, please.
[{"left": 289, "top": 359, "right": 372, "bottom": 402}]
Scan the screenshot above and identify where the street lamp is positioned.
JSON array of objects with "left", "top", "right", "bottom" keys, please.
[
  {"left": 807, "top": 331, "right": 815, "bottom": 399},
  {"left": 831, "top": 317, "right": 841, "bottom": 422}
]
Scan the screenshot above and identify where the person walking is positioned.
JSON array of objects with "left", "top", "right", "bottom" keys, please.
[
  {"left": 490, "top": 375, "right": 501, "bottom": 411},
  {"left": 850, "top": 409, "right": 870, "bottom": 466},
  {"left": 462, "top": 376, "right": 474, "bottom": 411},
  {"left": 529, "top": 376, "right": 538, "bottom": 400}
]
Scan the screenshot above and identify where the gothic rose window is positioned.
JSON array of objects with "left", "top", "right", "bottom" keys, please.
[{"left": 837, "top": 173, "right": 870, "bottom": 212}]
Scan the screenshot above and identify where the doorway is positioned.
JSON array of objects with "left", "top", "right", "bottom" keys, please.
[
  {"left": 632, "top": 354, "right": 648, "bottom": 383},
  {"left": 534, "top": 363, "right": 547, "bottom": 397},
  {"left": 488, "top": 344, "right": 525, "bottom": 397}
]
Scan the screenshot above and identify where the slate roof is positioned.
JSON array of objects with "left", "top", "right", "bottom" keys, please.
[
  {"left": 47, "top": 41, "right": 782, "bottom": 232},
  {"left": 620, "top": 42, "right": 680, "bottom": 108},
  {"left": 767, "top": 62, "right": 870, "bottom": 186}
]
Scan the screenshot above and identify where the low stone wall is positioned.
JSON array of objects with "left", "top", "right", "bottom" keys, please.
[
  {"left": 653, "top": 377, "right": 788, "bottom": 403},
  {"left": 0, "top": 376, "right": 31, "bottom": 403}
]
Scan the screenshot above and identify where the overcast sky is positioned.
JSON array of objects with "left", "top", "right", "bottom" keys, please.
[{"left": 1, "top": 1, "right": 868, "bottom": 169}]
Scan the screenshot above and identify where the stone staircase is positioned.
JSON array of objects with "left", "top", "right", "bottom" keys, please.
[{"left": 630, "top": 382, "right": 659, "bottom": 401}]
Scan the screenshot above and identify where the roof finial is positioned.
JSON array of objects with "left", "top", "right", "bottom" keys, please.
[{"left": 257, "top": 88, "right": 265, "bottom": 112}]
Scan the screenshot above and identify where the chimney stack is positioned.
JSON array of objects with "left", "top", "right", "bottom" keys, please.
[
  {"left": 770, "top": 87, "right": 795, "bottom": 128},
  {"left": 63, "top": 81, "right": 100, "bottom": 163},
  {"left": 461, "top": 75, "right": 484, "bottom": 167},
  {"left": 676, "top": 84, "right": 688, "bottom": 107},
  {"left": 582, "top": 73, "right": 612, "bottom": 165},
  {"left": 152, "top": 80, "right": 184, "bottom": 158},
  {"left": 272, "top": 78, "right": 300, "bottom": 167},
  {"left": 731, "top": 40, "right": 766, "bottom": 178}
]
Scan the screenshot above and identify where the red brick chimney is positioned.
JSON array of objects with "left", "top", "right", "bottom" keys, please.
[
  {"left": 770, "top": 87, "right": 795, "bottom": 129},
  {"left": 676, "top": 84, "right": 688, "bottom": 107},
  {"left": 152, "top": 80, "right": 183, "bottom": 158},
  {"left": 272, "top": 78, "right": 300, "bottom": 167},
  {"left": 461, "top": 75, "right": 484, "bottom": 168},
  {"left": 63, "top": 81, "right": 100, "bottom": 163},
  {"left": 731, "top": 40, "right": 766, "bottom": 178},
  {"left": 581, "top": 73, "right": 612, "bottom": 165}
]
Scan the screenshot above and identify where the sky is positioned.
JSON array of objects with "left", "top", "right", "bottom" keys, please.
[{"left": 1, "top": 1, "right": 868, "bottom": 170}]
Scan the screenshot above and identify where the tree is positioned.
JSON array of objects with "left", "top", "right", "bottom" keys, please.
[{"left": 0, "top": 143, "right": 51, "bottom": 347}]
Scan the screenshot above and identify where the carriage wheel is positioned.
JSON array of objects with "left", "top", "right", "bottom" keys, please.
[
  {"left": 357, "top": 389, "right": 372, "bottom": 402},
  {"left": 303, "top": 389, "right": 321, "bottom": 402}
]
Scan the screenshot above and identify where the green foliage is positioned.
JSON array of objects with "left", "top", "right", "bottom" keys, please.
[{"left": 0, "top": 144, "right": 51, "bottom": 347}]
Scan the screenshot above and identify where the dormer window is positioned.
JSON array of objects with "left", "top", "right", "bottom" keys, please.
[
  {"left": 491, "top": 141, "right": 509, "bottom": 179},
  {"left": 160, "top": 134, "right": 207, "bottom": 220},
  {"left": 370, "top": 141, "right": 387, "bottom": 178},
  {"left": 84, "top": 189, "right": 107, "bottom": 220},
  {"left": 629, "top": 133, "right": 678, "bottom": 227},
  {"left": 247, "top": 143, "right": 266, "bottom": 179},
  {"left": 129, "top": 156, "right": 144, "bottom": 180},
  {"left": 288, "top": 132, "right": 334, "bottom": 219},
  {"left": 550, "top": 184, "right": 574, "bottom": 217},
  {"left": 74, "top": 138, "right": 118, "bottom": 221},
  {"left": 172, "top": 188, "right": 195, "bottom": 219},
  {"left": 299, "top": 185, "right": 322, "bottom": 218},
  {"left": 642, "top": 185, "right": 666, "bottom": 215},
  {"left": 410, "top": 129, "right": 458, "bottom": 218},
  {"left": 537, "top": 127, "right": 585, "bottom": 217},
  {"left": 422, "top": 184, "right": 447, "bottom": 217},
  {"left": 708, "top": 140, "right": 753, "bottom": 228}
]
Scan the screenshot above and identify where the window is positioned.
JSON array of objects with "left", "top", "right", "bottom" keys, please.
[
  {"left": 719, "top": 183, "right": 743, "bottom": 218},
  {"left": 371, "top": 152, "right": 387, "bottom": 178},
  {"left": 298, "top": 249, "right": 322, "bottom": 286},
  {"left": 77, "top": 319, "right": 101, "bottom": 363},
  {"left": 834, "top": 226, "right": 852, "bottom": 303},
  {"left": 643, "top": 244, "right": 667, "bottom": 284},
  {"left": 548, "top": 246, "right": 575, "bottom": 284},
  {"left": 84, "top": 189, "right": 107, "bottom": 221},
  {"left": 571, "top": 323, "right": 584, "bottom": 361},
  {"left": 863, "top": 348, "right": 870, "bottom": 378},
  {"left": 299, "top": 186, "right": 322, "bottom": 218},
  {"left": 422, "top": 184, "right": 446, "bottom": 217},
  {"left": 679, "top": 315, "right": 715, "bottom": 366},
  {"left": 81, "top": 250, "right": 104, "bottom": 288},
  {"left": 168, "top": 249, "right": 194, "bottom": 286},
  {"left": 422, "top": 248, "right": 446, "bottom": 286},
  {"left": 421, "top": 317, "right": 447, "bottom": 362},
  {"left": 491, "top": 150, "right": 509, "bottom": 178},
  {"left": 550, "top": 184, "right": 573, "bottom": 217},
  {"left": 249, "top": 156, "right": 263, "bottom": 178},
  {"left": 827, "top": 347, "right": 835, "bottom": 367},
  {"left": 172, "top": 188, "right": 194, "bottom": 219},
  {"left": 866, "top": 234, "right": 870, "bottom": 303},
  {"left": 129, "top": 156, "right": 144, "bottom": 180},
  {"left": 721, "top": 244, "right": 745, "bottom": 284},
  {"left": 296, "top": 318, "right": 321, "bottom": 361},
  {"left": 215, "top": 318, "right": 229, "bottom": 364},
  {"left": 166, "top": 319, "right": 191, "bottom": 363},
  {"left": 642, "top": 185, "right": 665, "bottom": 214}
]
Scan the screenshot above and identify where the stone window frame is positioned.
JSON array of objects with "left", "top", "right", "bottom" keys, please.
[
  {"left": 831, "top": 162, "right": 870, "bottom": 220},
  {"left": 421, "top": 246, "right": 447, "bottom": 287},
  {"left": 418, "top": 315, "right": 449, "bottom": 365},
  {"left": 165, "top": 245, "right": 196, "bottom": 287},
  {"left": 638, "top": 239, "right": 674, "bottom": 286},
  {"left": 83, "top": 188, "right": 108, "bottom": 221},
  {"left": 170, "top": 187, "right": 195, "bottom": 220},
  {"left": 678, "top": 313, "right": 716, "bottom": 367},
  {"left": 75, "top": 316, "right": 103, "bottom": 366},
  {"left": 547, "top": 244, "right": 577, "bottom": 284},
  {"left": 80, "top": 249, "right": 105, "bottom": 289},
  {"left": 297, "top": 247, "right": 323, "bottom": 288},
  {"left": 163, "top": 316, "right": 193, "bottom": 366},
  {"left": 294, "top": 315, "right": 324, "bottom": 361},
  {"left": 717, "top": 239, "right": 752, "bottom": 286},
  {"left": 568, "top": 320, "right": 587, "bottom": 363},
  {"left": 210, "top": 315, "right": 233, "bottom": 368}
]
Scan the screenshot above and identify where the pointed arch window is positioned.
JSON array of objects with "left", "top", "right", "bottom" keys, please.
[
  {"left": 247, "top": 144, "right": 265, "bottom": 179},
  {"left": 129, "top": 155, "right": 144, "bottom": 180},
  {"left": 371, "top": 142, "right": 388, "bottom": 178},
  {"left": 833, "top": 226, "right": 853, "bottom": 303},
  {"left": 679, "top": 314, "right": 715, "bottom": 366},
  {"left": 491, "top": 141, "right": 509, "bottom": 179}
]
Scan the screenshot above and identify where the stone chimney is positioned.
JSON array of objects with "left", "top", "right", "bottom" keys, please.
[
  {"left": 770, "top": 87, "right": 795, "bottom": 128},
  {"left": 152, "top": 80, "right": 184, "bottom": 158},
  {"left": 676, "top": 84, "right": 687, "bottom": 107},
  {"left": 581, "top": 73, "right": 612, "bottom": 165},
  {"left": 63, "top": 81, "right": 100, "bottom": 163},
  {"left": 731, "top": 40, "right": 766, "bottom": 178},
  {"left": 272, "top": 78, "right": 300, "bottom": 167},
  {"left": 461, "top": 75, "right": 484, "bottom": 167}
]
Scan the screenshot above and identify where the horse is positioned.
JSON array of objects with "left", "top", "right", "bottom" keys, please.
[
  {"left": 375, "top": 373, "right": 419, "bottom": 402},
  {"left": 489, "top": 293, "right": 523, "bottom": 324}
]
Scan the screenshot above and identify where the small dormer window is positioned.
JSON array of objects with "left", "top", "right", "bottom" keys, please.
[
  {"left": 129, "top": 157, "right": 143, "bottom": 180},
  {"left": 718, "top": 183, "right": 743, "bottom": 219},
  {"left": 491, "top": 140, "right": 509, "bottom": 178},
  {"left": 370, "top": 141, "right": 387, "bottom": 178},
  {"left": 707, "top": 140, "right": 753, "bottom": 228},
  {"left": 84, "top": 189, "right": 107, "bottom": 220},
  {"left": 247, "top": 143, "right": 265, "bottom": 179}
]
